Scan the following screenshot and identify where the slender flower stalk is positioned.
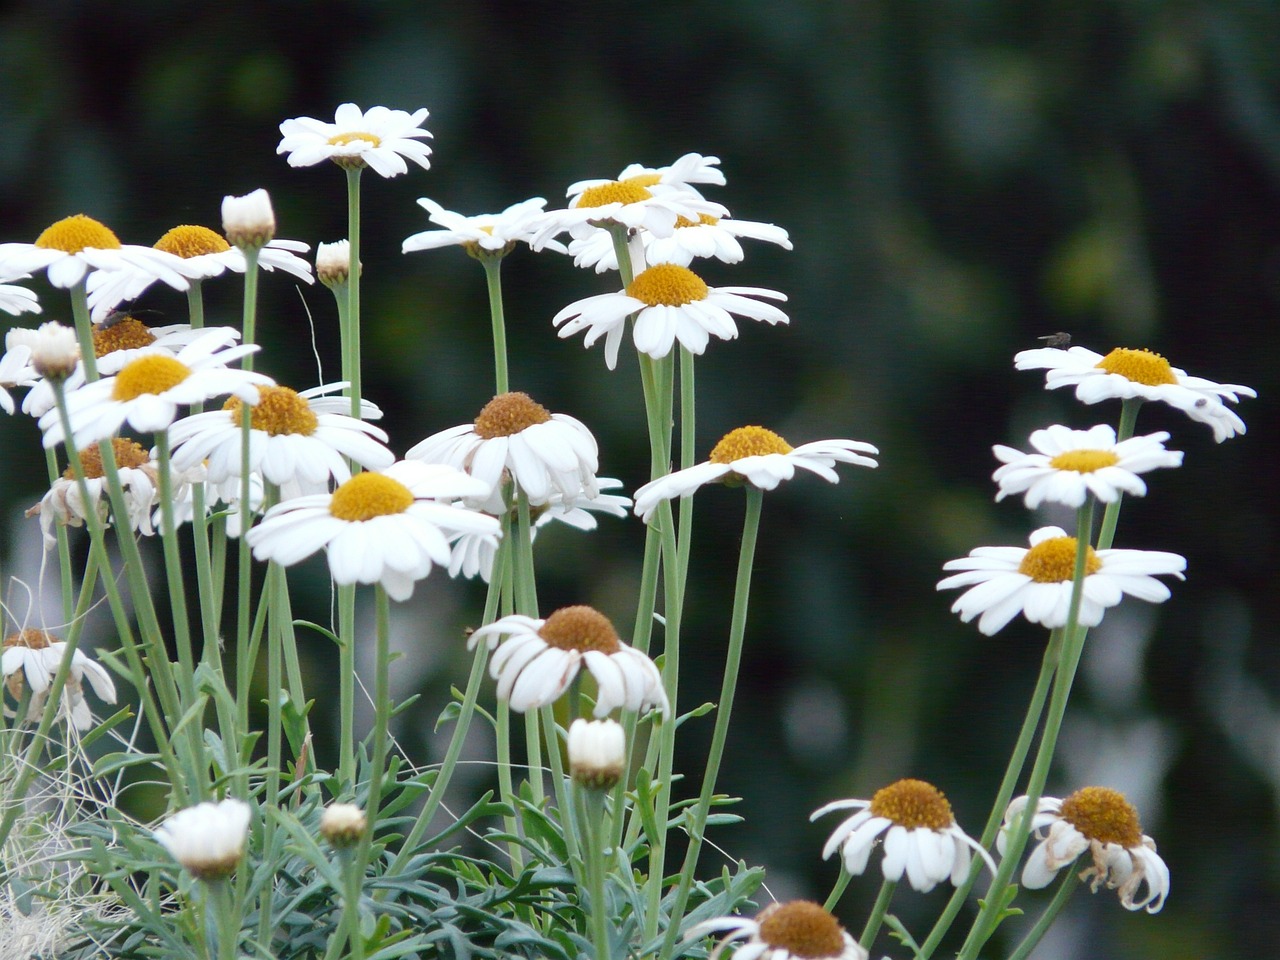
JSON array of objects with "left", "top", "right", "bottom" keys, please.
[{"left": 858, "top": 879, "right": 897, "bottom": 952}]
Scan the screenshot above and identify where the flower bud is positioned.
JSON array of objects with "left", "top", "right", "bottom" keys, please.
[
  {"left": 316, "top": 240, "right": 359, "bottom": 288},
  {"left": 221, "top": 189, "right": 275, "bottom": 250},
  {"left": 568, "top": 718, "right": 625, "bottom": 790},
  {"left": 153, "top": 798, "right": 251, "bottom": 881},
  {"left": 319, "top": 802, "right": 367, "bottom": 848}
]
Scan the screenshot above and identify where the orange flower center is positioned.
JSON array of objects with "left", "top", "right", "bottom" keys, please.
[
  {"left": 867, "top": 778, "right": 955, "bottom": 830},
  {"left": 538, "top": 606, "right": 622, "bottom": 654}
]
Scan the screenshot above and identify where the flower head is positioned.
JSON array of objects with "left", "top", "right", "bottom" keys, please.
[
  {"left": 316, "top": 240, "right": 357, "bottom": 287},
  {"left": 568, "top": 718, "right": 626, "bottom": 790},
  {"left": 688, "top": 900, "right": 866, "bottom": 960},
  {"left": 245, "top": 460, "right": 500, "bottom": 601},
  {"left": 469, "top": 606, "right": 668, "bottom": 718},
  {"left": 0, "top": 337, "right": 36, "bottom": 414},
  {"left": 553, "top": 263, "right": 788, "bottom": 369},
  {"left": 319, "top": 803, "right": 367, "bottom": 848},
  {"left": 2, "top": 628, "right": 117, "bottom": 731},
  {"left": 993, "top": 424, "right": 1183, "bottom": 509},
  {"left": 277, "top": 103, "right": 432, "bottom": 177},
  {"left": 0, "top": 276, "right": 40, "bottom": 316},
  {"left": 813, "top": 779, "right": 995, "bottom": 892},
  {"left": 222, "top": 189, "right": 276, "bottom": 249},
  {"left": 402, "top": 197, "right": 563, "bottom": 258},
  {"left": 568, "top": 212, "right": 792, "bottom": 273},
  {"left": 154, "top": 798, "right": 251, "bottom": 881},
  {"left": 999, "top": 787, "right": 1168, "bottom": 912},
  {"left": 937, "top": 526, "right": 1186, "bottom": 636},
  {"left": 1015, "top": 345, "right": 1256, "bottom": 442},
  {"left": 633, "top": 426, "right": 878, "bottom": 523}
]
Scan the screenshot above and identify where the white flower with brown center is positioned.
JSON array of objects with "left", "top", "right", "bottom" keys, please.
[
  {"left": 553, "top": 263, "right": 788, "bottom": 369},
  {"left": 28, "top": 437, "right": 162, "bottom": 548},
  {"left": 632, "top": 426, "right": 879, "bottom": 523},
  {"left": 688, "top": 900, "right": 866, "bottom": 960},
  {"left": 245, "top": 460, "right": 500, "bottom": 601},
  {"left": 937, "top": 525, "right": 1187, "bottom": 636},
  {"left": 406, "top": 391, "right": 600, "bottom": 505},
  {"left": 999, "top": 786, "right": 1169, "bottom": 913},
  {"left": 469, "top": 606, "right": 668, "bottom": 718},
  {"left": 3, "top": 628, "right": 117, "bottom": 731},
  {"left": 813, "top": 779, "right": 995, "bottom": 893},
  {"left": 992, "top": 423, "right": 1183, "bottom": 509},
  {"left": 277, "top": 103, "right": 432, "bottom": 177},
  {"left": 1015, "top": 344, "right": 1255, "bottom": 442},
  {"left": 154, "top": 798, "right": 251, "bottom": 881}
]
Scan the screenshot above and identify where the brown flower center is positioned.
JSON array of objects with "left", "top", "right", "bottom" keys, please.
[
  {"left": 538, "top": 606, "right": 622, "bottom": 654},
  {"left": 756, "top": 901, "right": 847, "bottom": 959},
  {"left": 65, "top": 438, "right": 150, "bottom": 480},
  {"left": 34, "top": 214, "right": 121, "bottom": 252},
  {"left": 473, "top": 391, "right": 551, "bottom": 439},
  {"left": 709, "top": 426, "right": 793, "bottom": 464},
  {"left": 626, "top": 263, "right": 710, "bottom": 307},
  {"left": 3, "top": 628, "right": 56, "bottom": 651},
  {"left": 867, "top": 778, "right": 955, "bottom": 830},
  {"left": 154, "top": 225, "right": 231, "bottom": 258},
  {"left": 1059, "top": 786, "right": 1143, "bottom": 848},
  {"left": 1095, "top": 348, "right": 1177, "bottom": 387},
  {"left": 93, "top": 316, "right": 158, "bottom": 357},
  {"left": 1017, "top": 536, "right": 1102, "bottom": 583},
  {"left": 224, "top": 385, "right": 318, "bottom": 437}
]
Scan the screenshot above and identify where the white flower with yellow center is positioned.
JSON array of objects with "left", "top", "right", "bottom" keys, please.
[
  {"left": 0, "top": 214, "right": 197, "bottom": 291},
  {"left": 1015, "top": 345, "right": 1256, "bottom": 442},
  {"left": 402, "top": 197, "right": 565, "bottom": 258},
  {"left": 277, "top": 103, "right": 432, "bottom": 177},
  {"left": 37, "top": 327, "right": 269, "bottom": 450},
  {"left": 28, "top": 437, "right": 163, "bottom": 548},
  {"left": 0, "top": 275, "right": 40, "bottom": 316},
  {"left": 993, "top": 424, "right": 1183, "bottom": 509},
  {"left": 3, "top": 628, "right": 117, "bottom": 731},
  {"left": 937, "top": 525, "right": 1186, "bottom": 636},
  {"left": 568, "top": 212, "right": 793, "bottom": 273},
  {"left": 469, "top": 606, "right": 668, "bottom": 718},
  {"left": 245, "top": 460, "right": 499, "bottom": 601},
  {"left": 999, "top": 786, "right": 1169, "bottom": 913},
  {"left": 0, "top": 338, "right": 35, "bottom": 414},
  {"left": 813, "top": 779, "right": 995, "bottom": 893},
  {"left": 154, "top": 798, "right": 251, "bottom": 881},
  {"left": 568, "top": 153, "right": 727, "bottom": 200},
  {"left": 553, "top": 263, "right": 788, "bottom": 369},
  {"left": 633, "top": 426, "right": 878, "bottom": 523},
  {"left": 688, "top": 900, "right": 867, "bottom": 960},
  {"left": 406, "top": 391, "right": 600, "bottom": 505},
  {"left": 168, "top": 383, "right": 392, "bottom": 497}
]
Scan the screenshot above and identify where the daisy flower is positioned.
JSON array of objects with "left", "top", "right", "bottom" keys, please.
[
  {"left": 0, "top": 275, "right": 40, "bottom": 316},
  {"left": 937, "top": 525, "right": 1186, "bottom": 636},
  {"left": 402, "top": 197, "right": 564, "bottom": 258},
  {"left": 1014, "top": 344, "right": 1256, "bottom": 442},
  {"left": 633, "top": 425, "right": 878, "bottom": 523},
  {"left": 37, "top": 327, "right": 269, "bottom": 450},
  {"left": 567, "top": 153, "right": 727, "bottom": 200},
  {"left": 154, "top": 798, "right": 251, "bottom": 881},
  {"left": 0, "top": 337, "right": 36, "bottom": 415},
  {"left": 245, "top": 460, "right": 500, "bottom": 601},
  {"left": 406, "top": 391, "right": 600, "bottom": 505},
  {"left": 3, "top": 628, "right": 117, "bottom": 731},
  {"left": 28, "top": 437, "right": 164, "bottom": 548},
  {"left": 813, "top": 779, "right": 995, "bottom": 893},
  {"left": 553, "top": 263, "right": 788, "bottom": 369},
  {"left": 277, "top": 103, "right": 432, "bottom": 177},
  {"left": 567, "top": 212, "right": 792, "bottom": 273},
  {"left": 993, "top": 424, "right": 1183, "bottom": 509},
  {"left": 999, "top": 786, "right": 1169, "bottom": 913},
  {"left": 469, "top": 605, "right": 669, "bottom": 718},
  {"left": 0, "top": 214, "right": 197, "bottom": 291},
  {"left": 687, "top": 900, "right": 866, "bottom": 960},
  {"left": 168, "top": 383, "right": 393, "bottom": 497}
]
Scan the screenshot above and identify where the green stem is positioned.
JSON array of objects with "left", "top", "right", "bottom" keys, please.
[
  {"left": 481, "top": 256, "right": 510, "bottom": 394},
  {"left": 580, "top": 786, "right": 612, "bottom": 960},
  {"left": 206, "top": 876, "right": 239, "bottom": 960},
  {"left": 234, "top": 246, "right": 261, "bottom": 785},
  {"left": 43, "top": 445, "right": 75, "bottom": 623},
  {"left": 154, "top": 433, "right": 197, "bottom": 700},
  {"left": 858, "top": 879, "right": 897, "bottom": 952},
  {"left": 821, "top": 866, "right": 853, "bottom": 912},
  {"left": 336, "top": 848, "right": 366, "bottom": 960},
  {"left": 345, "top": 166, "right": 364, "bottom": 419},
  {"left": 1095, "top": 397, "right": 1143, "bottom": 551},
  {"left": 338, "top": 583, "right": 358, "bottom": 790},
  {"left": 1006, "top": 869, "right": 1078, "bottom": 960}
]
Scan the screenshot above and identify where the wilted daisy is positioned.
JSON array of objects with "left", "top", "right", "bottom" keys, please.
[
  {"left": 28, "top": 437, "right": 162, "bottom": 548},
  {"left": 154, "top": 798, "right": 251, "bottom": 881},
  {"left": 245, "top": 460, "right": 500, "bottom": 601},
  {"left": 37, "top": 327, "right": 269, "bottom": 450},
  {"left": 0, "top": 214, "right": 195, "bottom": 291},
  {"left": 406, "top": 391, "right": 600, "bottom": 505},
  {"left": 813, "top": 779, "right": 995, "bottom": 893},
  {"left": 553, "top": 263, "right": 788, "bottom": 369},
  {"left": 1015, "top": 344, "right": 1256, "bottom": 442},
  {"left": 999, "top": 786, "right": 1169, "bottom": 913},
  {"left": 402, "top": 197, "right": 563, "bottom": 258},
  {"left": 937, "top": 525, "right": 1186, "bottom": 636},
  {"left": 277, "top": 103, "right": 432, "bottom": 177},
  {"left": 567, "top": 212, "right": 792, "bottom": 273},
  {"left": 688, "top": 900, "right": 867, "bottom": 960},
  {"left": 633, "top": 426, "right": 878, "bottom": 523},
  {"left": 0, "top": 275, "right": 40, "bottom": 316},
  {"left": 469, "top": 605, "right": 669, "bottom": 718},
  {"left": 168, "top": 383, "right": 392, "bottom": 497},
  {"left": 3, "top": 628, "right": 117, "bottom": 731},
  {"left": 993, "top": 424, "right": 1183, "bottom": 509}
]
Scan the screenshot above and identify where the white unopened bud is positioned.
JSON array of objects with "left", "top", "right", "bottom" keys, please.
[
  {"left": 316, "top": 240, "right": 358, "bottom": 287},
  {"left": 568, "top": 718, "right": 626, "bottom": 790},
  {"left": 153, "top": 798, "right": 251, "bottom": 881},
  {"left": 319, "top": 802, "right": 367, "bottom": 847},
  {"left": 221, "top": 189, "right": 275, "bottom": 250},
  {"left": 9, "top": 322, "right": 79, "bottom": 381}
]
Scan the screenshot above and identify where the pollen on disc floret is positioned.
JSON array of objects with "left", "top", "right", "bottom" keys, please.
[
  {"left": 868, "top": 778, "right": 956, "bottom": 830},
  {"left": 473, "top": 391, "right": 552, "bottom": 438},
  {"left": 626, "top": 263, "right": 710, "bottom": 306},
  {"left": 710, "top": 425, "right": 794, "bottom": 463},
  {"left": 537, "top": 605, "right": 623, "bottom": 654},
  {"left": 1016, "top": 535, "right": 1101, "bottom": 582},
  {"left": 155, "top": 225, "right": 232, "bottom": 259},
  {"left": 224, "top": 385, "right": 319, "bottom": 437},
  {"left": 35, "top": 214, "right": 122, "bottom": 253},
  {"left": 328, "top": 472, "right": 414, "bottom": 521}
]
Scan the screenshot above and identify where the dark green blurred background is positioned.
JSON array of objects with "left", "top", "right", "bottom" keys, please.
[{"left": 1, "top": 3, "right": 1275, "bottom": 958}]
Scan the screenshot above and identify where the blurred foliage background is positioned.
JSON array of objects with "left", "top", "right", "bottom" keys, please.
[{"left": 1, "top": 2, "right": 1276, "bottom": 958}]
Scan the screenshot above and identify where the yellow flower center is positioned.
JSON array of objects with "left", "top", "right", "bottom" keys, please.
[
  {"left": 3, "top": 628, "right": 56, "bottom": 651},
  {"left": 1095, "top": 348, "right": 1177, "bottom": 386},
  {"left": 328, "top": 473, "right": 414, "bottom": 522},
  {"left": 93, "top": 316, "right": 157, "bottom": 357},
  {"left": 674, "top": 213, "right": 721, "bottom": 228},
  {"left": 867, "top": 778, "right": 955, "bottom": 830},
  {"left": 111, "top": 355, "right": 191, "bottom": 401},
  {"left": 626, "top": 263, "right": 710, "bottom": 307},
  {"left": 1047, "top": 449, "right": 1120, "bottom": 473},
  {"left": 224, "top": 385, "right": 318, "bottom": 437},
  {"left": 154, "top": 224, "right": 231, "bottom": 258},
  {"left": 538, "top": 605, "right": 622, "bottom": 654},
  {"left": 1017, "top": 536, "right": 1102, "bottom": 582},
  {"left": 473, "top": 391, "right": 552, "bottom": 439},
  {"left": 34, "top": 214, "right": 122, "bottom": 253},
  {"left": 756, "top": 901, "right": 847, "bottom": 959},
  {"left": 709, "top": 426, "right": 793, "bottom": 464},
  {"left": 623, "top": 173, "right": 663, "bottom": 188},
  {"left": 328, "top": 131, "right": 382, "bottom": 148},
  {"left": 65, "top": 438, "right": 150, "bottom": 480},
  {"left": 575, "top": 181, "right": 654, "bottom": 209},
  {"left": 1059, "top": 786, "right": 1143, "bottom": 848}
]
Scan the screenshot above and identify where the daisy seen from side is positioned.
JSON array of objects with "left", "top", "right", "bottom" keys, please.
[
  {"left": 687, "top": 900, "right": 867, "bottom": 960},
  {"left": 28, "top": 437, "right": 164, "bottom": 548},
  {"left": 0, "top": 337, "right": 35, "bottom": 415},
  {"left": 999, "top": 786, "right": 1169, "bottom": 913},
  {"left": 3, "top": 628, "right": 117, "bottom": 731},
  {"left": 937, "top": 525, "right": 1186, "bottom": 636},
  {"left": 277, "top": 103, "right": 432, "bottom": 177},
  {"left": 469, "top": 605, "right": 669, "bottom": 718},
  {"left": 154, "top": 798, "right": 252, "bottom": 881},
  {"left": 567, "top": 212, "right": 792, "bottom": 273},
  {"left": 402, "top": 197, "right": 565, "bottom": 258},
  {"left": 633, "top": 425, "right": 878, "bottom": 523},
  {"left": 0, "top": 275, "right": 40, "bottom": 316}
]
